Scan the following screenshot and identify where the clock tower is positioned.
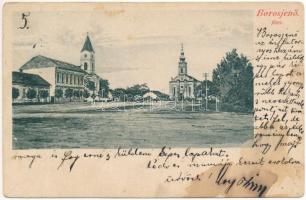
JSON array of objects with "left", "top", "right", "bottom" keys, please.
[
  {"left": 80, "top": 34, "right": 95, "bottom": 74},
  {"left": 178, "top": 43, "right": 187, "bottom": 76}
]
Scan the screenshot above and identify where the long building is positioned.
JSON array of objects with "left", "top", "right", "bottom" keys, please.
[{"left": 18, "top": 35, "right": 100, "bottom": 102}]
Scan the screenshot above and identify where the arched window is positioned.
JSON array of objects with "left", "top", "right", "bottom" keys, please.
[
  {"left": 84, "top": 62, "right": 88, "bottom": 70},
  {"left": 181, "top": 68, "right": 183, "bottom": 74}
]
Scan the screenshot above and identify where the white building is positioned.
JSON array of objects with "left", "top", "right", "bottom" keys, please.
[
  {"left": 169, "top": 44, "right": 201, "bottom": 100},
  {"left": 19, "top": 34, "right": 101, "bottom": 102},
  {"left": 143, "top": 91, "right": 159, "bottom": 100}
]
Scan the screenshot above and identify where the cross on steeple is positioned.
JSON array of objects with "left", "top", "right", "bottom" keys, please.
[
  {"left": 178, "top": 43, "right": 187, "bottom": 75},
  {"left": 179, "top": 43, "right": 185, "bottom": 61}
]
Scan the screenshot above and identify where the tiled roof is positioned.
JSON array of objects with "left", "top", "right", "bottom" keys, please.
[
  {"left": 20, "top": 55, "right": 87, "bottom": 73},
  {"left": 12, "top": 71, "right": 51, "bottom": 87},
  {"left": 81, "top": 35, "right": 94, "bottom": 52}
]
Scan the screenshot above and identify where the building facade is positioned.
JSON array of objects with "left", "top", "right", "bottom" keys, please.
[
  {"left": 169, "top": 45, "right": 201, "bottom": 100},
  {"left": 12, "top": 71, "right": 51, "bottom": 103},
  {"left": 18, "top": 35, "right": 100, "bottom": 102}
]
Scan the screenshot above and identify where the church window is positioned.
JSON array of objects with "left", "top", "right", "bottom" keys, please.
[
  {"left": 74, "top": 75, "right": 77, "bottom": 85},
  {"left": 66, "top": 74, "right": 68, "bottom": 84},
  {"left": 181, "top": 68, "right": 183, "bottom": 74},
  {"left": 61, "top": 74, "right": 64, "bottom": 83},
  {"left": 173, "top": 87, "right": 176, "bottom": 96},
  {"left": 84, "top": 62, "right": 88, "bottom": 70},
  {"left": 84, "top": 54, "right": 87, "bottom": 58},
  {"left": 189, "top": 87, "right": 191, "bottom": 96}
]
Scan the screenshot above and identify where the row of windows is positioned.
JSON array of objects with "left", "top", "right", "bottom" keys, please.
[
  {"left": 173, "top": 86, "right": 192, "bottom": 96},
  {"left": 56, "top": 72, "right": 84, "bottom": 86}
]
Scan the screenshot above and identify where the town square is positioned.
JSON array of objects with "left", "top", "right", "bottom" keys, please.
[{"left": 11, "top": 8, "right": 254, "bottom": 149}]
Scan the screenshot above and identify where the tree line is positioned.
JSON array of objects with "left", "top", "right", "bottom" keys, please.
[
  {"left": 12, "top": 49, "right": 253, "bottom": 111},
  {"left": 196, "top": 49, "right": 253, "bottom": 112},
  {"left": 12, "top": 87, "right": 49, "bottom": 102}
]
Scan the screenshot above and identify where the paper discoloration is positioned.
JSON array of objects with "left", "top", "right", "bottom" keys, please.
[
  {"left": 3, "top": 2, "right": 304, "bottom": 197},
  {"left": 186, "top": 165, "right": 278, "bottom": 197}
]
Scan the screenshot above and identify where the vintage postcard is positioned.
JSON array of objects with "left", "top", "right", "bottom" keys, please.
[{"left": 2, "top": 2, "right": 304, "bottom": 197}]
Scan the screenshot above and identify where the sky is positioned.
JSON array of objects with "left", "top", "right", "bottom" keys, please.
[{"left": 12, "top": 4, "right": 254, "bottom": 94}]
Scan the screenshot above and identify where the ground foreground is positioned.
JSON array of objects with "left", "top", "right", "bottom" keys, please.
[{"left": 12, "top": 102, "right": 253, "bottom": 149}]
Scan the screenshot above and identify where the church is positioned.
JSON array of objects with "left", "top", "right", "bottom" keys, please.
[
  {"left": 17, "top": 34, "right": 101, "bottom": 102},
  {"left": 169, "top": 45, "right": 201, "bottom": 100}
]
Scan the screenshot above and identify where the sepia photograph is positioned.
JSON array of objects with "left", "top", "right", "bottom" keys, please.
[
  {"left": 11, "top": 7, "right": 255, "bottom": 149},
  {"left": 3, "top": 2, "right": 304, "bottom": 198}
]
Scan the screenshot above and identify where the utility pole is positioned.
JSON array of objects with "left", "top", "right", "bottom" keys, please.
[
  {"left": 204, "top": 72, "right": 208, "bottom": 111},
  {"left": 215, "top": 97, "right": 218, "bottom": 112}
]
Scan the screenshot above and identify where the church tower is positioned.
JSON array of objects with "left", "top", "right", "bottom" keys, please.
[
  {"left": 80, "top": 34, "right": 95, "bottom": 74},
  {"left": 178, "top": 43, "right": 187, "bottom": 76}
]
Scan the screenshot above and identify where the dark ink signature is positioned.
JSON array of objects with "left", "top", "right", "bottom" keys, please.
[
  {"left": 215, "top": 164, "right": 268, "bottom": 197},
  {"left": 57, "top": 151, "right": 80, "bottom": 172}
]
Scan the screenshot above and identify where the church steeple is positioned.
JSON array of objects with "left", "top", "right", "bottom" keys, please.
[
  {"left": 180, "top": 43, "right": 185, "bottom": 61},
  {"left": 178, "top": 43, "right": 187, "bottom": 75},
  {"left": 80, "top": 33, "right": 95, "bottom": 74},
  {"left": 81, "top": 33, "right": 94, "bottom": 53}
]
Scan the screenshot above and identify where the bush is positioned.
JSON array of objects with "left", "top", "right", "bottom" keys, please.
[
  {"left": 55, "top": 88, "right": 63, "bottom": 98},
  {"left": 26, "top": 88, "right": 37, "bottom": 100},
  {"left": 55, "top": 88, "right": 63, "bottom": 103},
  {"left": 38, "top": 90, "right": 49, "bottom": 102},
  {"left": 12, "top": 87, "right": 20, "bottom": 101},
  {"left": 83, "top": 90, "right": 90, "bottom": 98},
  {"left": 73, "top": 90, "right": 80, "bottom": 98},
  {"left": 65, "top": 88, "right": 74, "bottom": 101}
]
